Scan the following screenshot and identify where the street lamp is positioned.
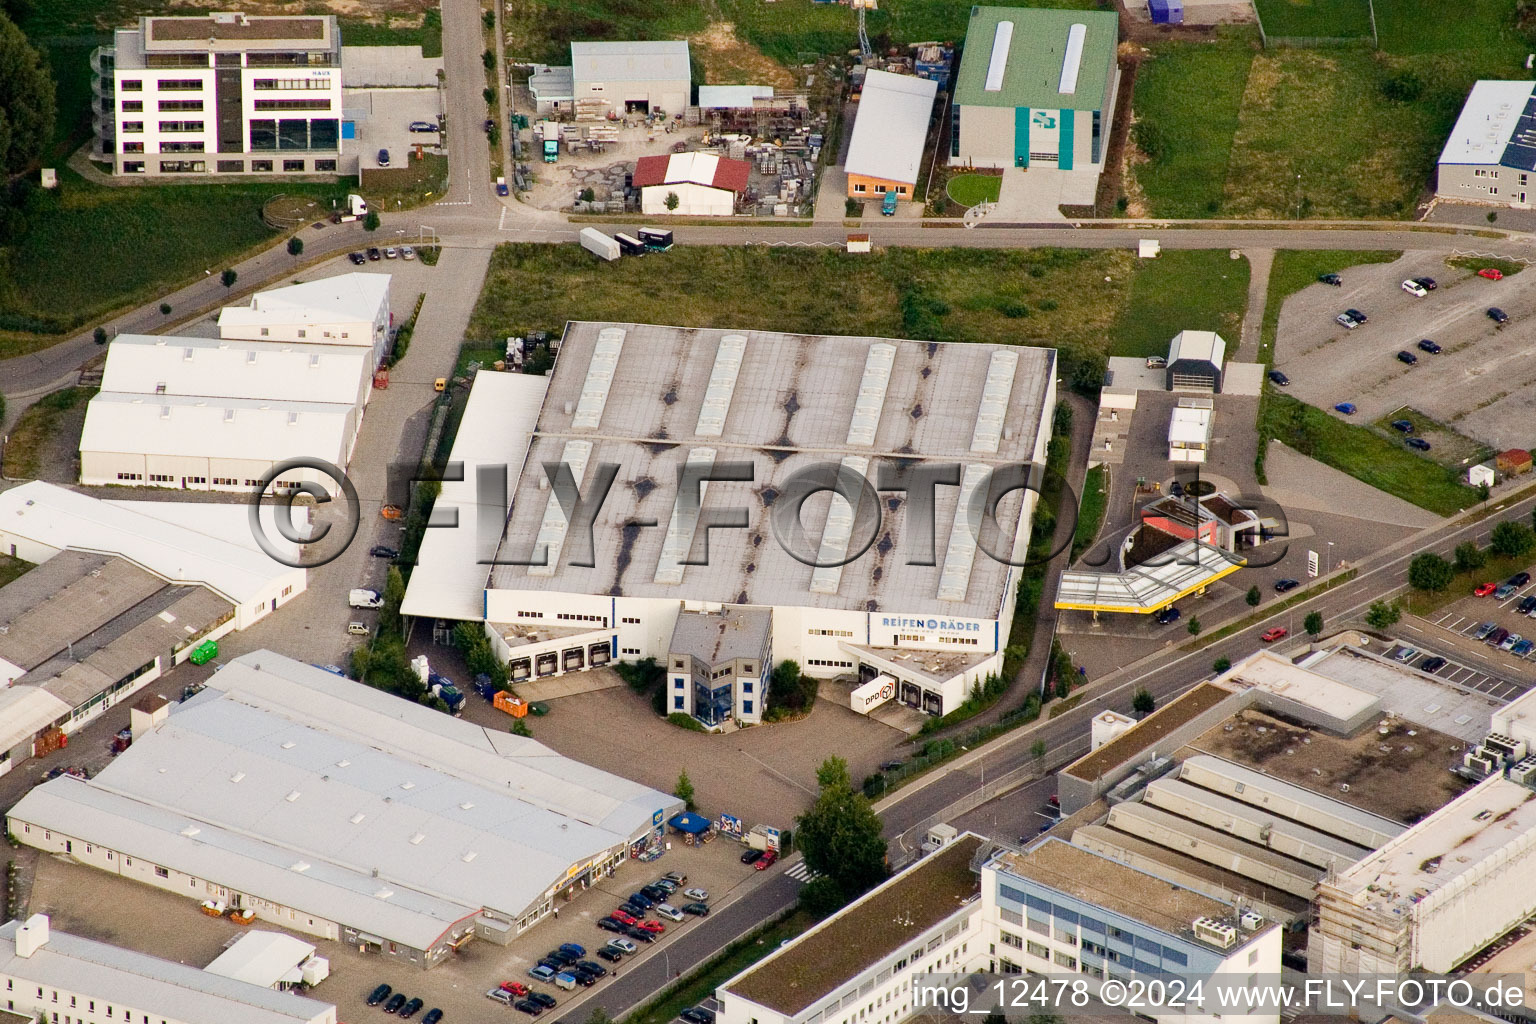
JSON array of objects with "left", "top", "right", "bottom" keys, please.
[{"left": 1326, "top": 541, "right": 1334, "bottom": 576}]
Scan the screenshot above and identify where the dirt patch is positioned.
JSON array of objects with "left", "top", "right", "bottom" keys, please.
[{"left": 691, "top": 22, "right": 796, "bottom": 88}]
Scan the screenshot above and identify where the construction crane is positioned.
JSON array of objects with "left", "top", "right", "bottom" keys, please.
[{"left": 854, "top": 0, "right": 873, "bottom": 61}]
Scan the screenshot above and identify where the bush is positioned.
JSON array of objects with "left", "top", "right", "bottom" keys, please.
[
  {"left": 159, "top": 302, "right": 172, "bottom": 315},
  {"left": 220, "top": 268, "right": 237, "bottom": 288},
  {"left": 364, "top": 210, "right": 380, "bottom": 232},
  {"left": 92, "top": 326, "right": 106, "bottom": 345},
  {"left": 1380, "top": 71, "right": 1423, "bottom": 103},
  {"left": 1213, "top": 657, "right": 1231, "bottom": 673},
  {"left": 667, "top": 712, "right": 707, "bottom": 732},
  {"left": 1454, "top": 541, "right": 1487, "bottom": 573}
]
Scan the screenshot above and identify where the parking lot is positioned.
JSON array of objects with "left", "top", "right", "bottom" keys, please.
[
  {"left": 1380, "top": 635, "right": 1528, "bottom": 702},
  {"left": 1273, "top": 252, "right": 1536, "bottom": 451},
  {"left": 1419, "top": 571, "right": 1536, "bottom": 687},
  {"left": 346, "top": 87, "right": 444, "bottom": 171}
]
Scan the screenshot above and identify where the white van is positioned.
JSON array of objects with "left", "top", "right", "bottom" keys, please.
[
  {"left": 347, "top": 621, "right": 370, "bottom": 636},
  {"left": 349, "top": 588, "right": 383, "bottom": 609}
]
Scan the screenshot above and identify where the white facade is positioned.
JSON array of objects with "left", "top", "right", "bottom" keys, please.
[
  {"left": 218, "top": 273, "right": 393, "bottom": 367},
  {"left": 0, "top": 915, "right": 336, "bottom": 1024},
  {"left": 640, "top": 181, "right": 735, "bottom": 216},
  {"left": 1168, "top": 401, "right": 1212, "bottom": 463},
  {"left": 99, "top": 13, "right": 342, "bottom": 177}
]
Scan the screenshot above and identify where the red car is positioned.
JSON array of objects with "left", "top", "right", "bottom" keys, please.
[
  {"left": 611, "top": 910, "right": 638, "bottom": 926},
  {"left": 1475, "top": 582, "right": 1499, "bottom": 597},
  {"left": 755, "top": 850, "right": 778, "bottom": 870},
  {"left": 1478, "top": 268, "right": 1504, "bottom": 281},
  {"left": 1260, "top": 627, "right": 1288, "bottom": 643},
  {"left": 636, "top": 919, "right": 665, "bottom": 934},
  {"left": 501, "top": 982, "right": 530, "bottom": 997}
]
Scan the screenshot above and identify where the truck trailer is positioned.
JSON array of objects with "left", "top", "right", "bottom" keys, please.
[{"left": 579, "top": 228, "right": 621, "bottom": 262}]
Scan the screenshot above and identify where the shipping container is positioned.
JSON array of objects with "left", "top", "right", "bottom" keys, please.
[
  {"left": 638, "top": 227, "right": 674, "bottom": 250},
  {"left": 1149, "top": 0, "right": 1183, "bottom": 23},
  {"left": 579, "top": 228, "right": 621, "bottom": 262}
]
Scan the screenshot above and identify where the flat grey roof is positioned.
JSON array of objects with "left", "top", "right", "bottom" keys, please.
[
  {"left": 488, "top": 323, "right": 1055, "bottom": 619},
  {"left": 570, "top": 40, "right": 691, "bottom": 83},
  {"left": 670, "top": 608, "right": 770, "bottom": 663}
]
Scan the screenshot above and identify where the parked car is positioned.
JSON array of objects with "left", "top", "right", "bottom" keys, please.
[
  {"left": 683, "top": 901, "right": 711, "bottom": 916},
  {"left": 537, "top": 958, "right": 565, "bottom": 972},
  {"left": 607, "top": 938, "right": 637, "bottom": 954},
  {"left": 1495, "top": 583, "right": 1519, "bottom": 600},
  {"left": 1345, "top": 308, "right": 1368, "bottom": 323},
  {"left": 620, "top": 901, "right": 648, "bottom": 918},
  {"left": 1510, "top": 572, "right": 1531, "bottom": 587},
  {"left": 1475, "top": 582, "right": 1499, "bottom": 597},
  {"left": 1274, "top": 578, "right": 1300, "bottom": 593},
  {"left": 367, "top": 247, "right": 382, "bottom": 261},
  {"left": 527, "top": 992, "right": 557, "bottom": 1009},
  {"left": 1478, "top": 268, "right": 1505, "bottom": 281},
  {"left": 408, "top": 120, "right": 437, "bottom": 133},
  {"left": 577, "top": 960, "right": 608, "bottom": 978},
  {"left": 399, "top": 999, "right": 424, "bottom": 1019},
  {"left": 1401, "top": 279, "right": 1428, "bottom": 297},
  {"left": 528, "top": 965, "right": 557, "bottom": 982},
  {"left": 1155, "top": 606, "right": 1181, "bottom": 625},
  {"left": 1260, "top": 627, "right": 1288, "bottom": 643},
  {"left": 653, "top": 879, "right": 678, "bottom": 894},
  {"left": 545, "top": 949, "right": 578, "bottom": 966},
  {"left": 1319, "top": 273, "right": 1343, "bottom": 286},
  {"left": 636, "top": 919, "right": 666, "bottom": 934},
  {"left": 625, "top": 925, "right": 655, "bottom": 943},
  {"left": 385, "top": 994, "right": 407, "bottom": 1014},
  {"left": 662, "top": 871, "right": 688, "bottom": 885},
  {"left": 1415, "top": 276, "right": 1438, "bottom": 290},
  {"left": 681, "top": 1009, "right": 717, "bottom": 1024},
  {"left": 487, "top": 989, "right": 515, "bottom": 1006},
  {"left": 384, "top": 247, "right": 399, "bottom": 260},
  {"left": 401, "top": 245, "right": 417, "bottom": 260},
  {"left": 1390, "top": 419, "right": 1414, "bottom": 433},
  {"left": 1391, "top": 646, "right": 1417, "bottom": 663},
  {"left": 610, "top": 910, "right": 638, "bottom": 926},
  {"left": 1406, "top": 438, "right": 1431, "bottom": 451},
  {"left": 598, "top": 917, "right": 626, "bottom": 933},
  {"left": 1488, "top": 628, "right": 1511, "bottom": 647},
  {"left": 756, "top": 850, "right": 778, "bottom": 870},
  {"left": 1334, "top": 403, "right": 1356, "bottom": 415},
  {"left": 1417, "top": 339, "right": 1442, "bottom": 354},
  {"left": 377, "top": 148, "right": 390, "bottom": 166},
  {"left": 1518, "top": 596, "right": 1536, "bottom": 614},
  {"left": 1335, "top": 312, "right": 1360, "bottom": 329},
  {"left": 683, "top": 887, "right": 709, "bottom": 902},
  {"left": 628, "top": 892, "right": 654, "bottom": 910},
  {"left": 1489, "top": 307, "right": 1510, "bottom": 323},
  {"left": 1169, "top": 480, "right": 1184, "bottom": 497},
  {"left": 1396, "top": 350, "right": 1418, "bottom": 365},
  {"left": 500, "top": 982, "right": 530, "bottom": 997},
  {"left": 348, "top": 251, "right": 367, "bottom": 265},
  {"left": 597, "top": 948, "right": 623, "bottom": 963},
  {"left": 369, "top": 985, "right": 393, "bottom": 1007},
  {"left": 1268, "top": 370, "right": 1290, "bottom": 386},
  {"left": 566, "top": 969, "right": 597, "bottom": 987},
  {"left": 656, "top": 904, "right": 685, "bottom": 921},
  {"left": 1421, "top": 656, "right": 1448, "bottom": 673},
  {"left": 1145, "top": 355, "right": 1167, "bottom": 369},
  {"left": 1516, "top": 639, "right": 1536, "bottom": 656},
  {"left": 1474, "top": 621, "right": 1498, "bottom": 640},
  {"left": 741, "top": 849, "right": 764, "bottom": 865},
  {"left": 423, "top": 1010, "right": 443, "bottom": 1024},
  {"left": 641, "top": 885, "right": 670, "bottom": 902},
  {"left": 515, "top": 1000, "right": 545, "bottom": 1016},
  {"left": 1501, "top": 632, "right": 1523, "bottom": 651},
  {"left": 559, "top": 943, "right": 586, "bottom": 957}
]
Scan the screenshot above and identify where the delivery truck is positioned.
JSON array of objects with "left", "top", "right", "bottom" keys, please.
[
  {"left": 349, "top": 588, "right": 383, "bottom": 609},
  {"left": 580, "top": 227, "right": 621, "bottom": 262}
]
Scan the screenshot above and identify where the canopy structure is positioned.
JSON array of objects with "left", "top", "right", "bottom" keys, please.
[{"left": 668, "top": 812, "right": 711, "bottom": 835}]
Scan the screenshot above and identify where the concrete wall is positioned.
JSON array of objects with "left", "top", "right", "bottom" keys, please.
[
  {"left": 1436, "top": 162, "right": 1532, "bottom": 207},
  {"left": 951, "top": 104, "right": 1013, "bottom": 168}
]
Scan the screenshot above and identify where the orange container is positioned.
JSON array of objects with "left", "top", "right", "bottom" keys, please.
[{"left": 494, "top": 691, "right": 528, "bottom": 718}]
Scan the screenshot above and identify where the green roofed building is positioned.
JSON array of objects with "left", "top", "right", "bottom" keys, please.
[{"left": 950, "top": 6, "right": 1120, "bottom": 173}]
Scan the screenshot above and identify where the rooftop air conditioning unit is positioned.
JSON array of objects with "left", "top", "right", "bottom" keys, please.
[
  {"left": 1240, "top": 911, "right": 1264, "bottom": 931},
  {"left": 1193, "top": 917, "right": 1237, "bottom": 949}
]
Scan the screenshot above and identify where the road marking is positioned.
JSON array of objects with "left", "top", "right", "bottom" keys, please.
[{"left": 784, "top": 862, "right": 820, "bottom": 882}]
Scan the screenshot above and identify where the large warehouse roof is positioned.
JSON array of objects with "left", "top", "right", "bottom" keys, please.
[
  {"left": 0, "top": 482, "right": 303, "bottom": 607},
  {"left": 81, "top": 392, "right": 353, "bottom": 463},
  {"left": 402, "top": 371, "right": 550, "bottom": 622},
  {"left": 7, "top": 652, "right": 680, "bottom": 950},
  {"left": 486, "top": 323, "right": 1055, "bottom": 618},
  {"left": 954, "top": 7, "right": 1118, "bottom": 111},
  {"left": 218, "top": 273, "right": 388, "bottom": 337},
  {"left": 101, "top": 334, "right": 369, "bottom": 405},
  {"left": 1438, "top": 80, "right": 1536, "bottom": 167},
  {"left": 845, "top": 70, "right": 938, "bottom": 185},
  {"left": 570, "top": 40, "right": 690, "bottom": 84},
  {"left": 0, "top": 918, "right": 335, "bottom": 1024}
]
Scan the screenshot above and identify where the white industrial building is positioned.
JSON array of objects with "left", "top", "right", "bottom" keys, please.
[
  {"left": 1167, "top": 397, "right": 1213, "bottom": 462},
  {"left": 93, "top": 13, "right": 343, "bottom": 177},
  {"left": 205, "top": 931, "right": 327, "bottom": 991},
  {"left": 5, "top": 651, "right": 683, "bottom": 969},
  {"left": 218, "top": 272, "right": 393, "bottom": 366},
  {"left": 470, "top": 322, "right": 1056, "bottom": 726},
  {"left": 632, "top": 152, "right": 750, "bottom": 217},
  {"left": 80, "top": 331, "right": 372, "bottom": 494},
  {"left": 1436, "top": 80, "right": 1536, "bottom": 209},
  {"left": 0, "top": 914, "right": 336, "bottom": 1024},
  {"left": 843, "top": 70, "right": 937, "bottom": 202},
  {"left": 0, "top": 481, "right": 307, "bottom": 631},
  {"left": 571, "top": 40, "right": 691, "bottom": 116}
]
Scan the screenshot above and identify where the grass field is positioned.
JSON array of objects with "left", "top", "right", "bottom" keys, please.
[
  {"left": 0, "top": 556, "right": 34, "bottom": 590},
  {"left": 338, "top": 10, "right": 442, "bottom": 57},
  {"left": 1, "top": 386, "right": 95, "bottom": 480},
  {"left": 1258, "top": 249, "right": 1399, "bottom": 363},
  {"left": 1446, "top": 255, "right": 1527, "bottom": 277},
  {"left": 1072, "top": 465, "right": 1109, "bottom": 562},
  {"left": 946, "top": 174, "right": 1002, "bottom": 208},
  {"left": 1109, "top": 250, "right": 1249, "bottom": 358},
  {"left": 1252, "top": 0, "right": 1373, "bottom": 38},
  {"left": 1130, "top": 34, "right": 1255, "bottom": 217},
  {"left": 1260, "top": 393, "right": 1481, "bottom": 516},
  {"left": 1375, "top": 406, "right": 1495, "bottom": 469}
]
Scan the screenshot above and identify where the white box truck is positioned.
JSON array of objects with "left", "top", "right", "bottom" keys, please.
[
  {"left": 349, "top": 588, "right": 383, "bottom": 609},
  {"left": 580, "top": 227, "right": 621, "bottom": 262}
]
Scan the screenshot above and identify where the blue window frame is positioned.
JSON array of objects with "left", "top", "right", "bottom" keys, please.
[
  {"left": 743, "top": 700, "right": 753, "bottom": 714},
  {"left": 673, "top": 695, "right": 685, "bottom": 709}
]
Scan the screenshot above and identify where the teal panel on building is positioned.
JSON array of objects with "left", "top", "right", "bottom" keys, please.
[
  {"left": 1015, "top": 106, "right": 1030, "bottom": 167},
  {"left": 1059, "top": 109, "right": 1075, "bottom": 170}
]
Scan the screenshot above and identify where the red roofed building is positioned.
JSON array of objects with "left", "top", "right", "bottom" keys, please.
[
  {"left": 633, "top": 152, "right": 751, "bottom": 216},
  {"left": 1497, "top": 449, "right": 1533, "bottom": 476}
]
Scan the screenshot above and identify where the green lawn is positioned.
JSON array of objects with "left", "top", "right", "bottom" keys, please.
[
  {"left": 1446, "top": 255, "right": 1526, "bottom": 277},
  {"left": 1252, "top": 0, "right": 1373, "bottom": 38},
  {"left": 1131, "top": 34, "right": 1255, "bottom": 217},
  {"left": 1259, "top": 393, "right": 1481, "bottom": 516},
  {"left": 946, "top": 173, "right": 1002, "bottom": 208},
  {"left": 1110, "top": 250, "right": 1249, "bottom": 358},
  {"left": 1259, "top": 249, "right": 1399, "bottom": 363},
  {"left": 1373, "top": 0, "right": 1528, "bottom": 54},
  {"left": 0, "top": 170, "right": 350, "bottom": 344},
  {"left": 1374, "top": 406, "right": 1494, "bottom": 470},
  {"left": 1071, "top": 465, "right": 1109, "bottom": 562},
  {"left": 338, "top": 10, "right": 442, "bottom": 57},
  {"left": 0, "top": 555, "right": 35, "bottom": 590}
]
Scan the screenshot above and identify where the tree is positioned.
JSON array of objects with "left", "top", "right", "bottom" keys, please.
[
  {"left": 1365, "top": 600, "right": 1401, "bottom": 630},
  {"left": 1491, "top": 521, "right": 1536, "bottom": 559},
  {"left": 379, "top": 565, "right": 406, "bottom": 638},
  {"left": 482, "top": 86, "right": 497, "bottom": 106},
  {"left": 796, "top": 761, "right": 887, "bottom": 905},
  {"left": 1454, "top": 541, "right": 1486, "bottom": 573},
  {"left": 799, "top": 874, "right": 847, "bottom": 918},
  {"left": 1213, "top": 657, "right": 1231, "bottom": 673},
  {"left": 92, "top": 326, "right": 107, "bottom": 345},
  {"left": 159, "top": 302, "right": 172, "bottom": 315},
  {"left": 220, "top": 268, "right": 237, "bottom": 288},
  {"left": 1478, "top": 481, "right": 1492, "bottom": 502},
  {"left": 1030, "top": 739, "right": 1046, "bottom": 762},
  {"left": 1187, "top": 615, "right": 1202, "bottom": 637},
  {"left": 674, "top": 770, "right": 696, "bottom": 811},
  {"left": 364, "top": 210, "right": 380, "bottom": 231},
  {"left": 482, "top": 48, "right": 496, "bottom": 70},
  {"left": 1245, "top": 585, "right": 1261, "bottom": 607},
  {"left": 287, "top": 236, "right": 304, "bottom": 256},
  {"left": 815, "top": 756, "right": 850, "bottom": 791},
  {"left": 1132, "top": 688, "right": 1155, "bottom": 715},
  {"left": 1303, "top": 611, "right": 1323, "bottom": 637},
  {"left": 1408, "top": 552, "right": 1454, "bottom": 593},
  {"left": 0, "top": 12, "right": 56, "bottom": 175},
  {"left": 664, "top": 191, "right": 680, "bottom": 211}
]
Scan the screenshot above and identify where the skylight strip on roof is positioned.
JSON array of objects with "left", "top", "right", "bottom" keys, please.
[
  {"left": 1059, "top": 23, "right": 1087, "bottom": 95},
  {"left": 809, "top": 456, "right": 869, "bottom": 595},
  {"left": 525, "top": 440, "right": 592, "bottom": 578},
  {"left": 984, "top": 20, "right": 1014, "bottom": 93},
  {"left": 695, "top": 334, "right": 747, "bottom": 437},
  {"left": 846, "top": 343, "right": 896, "bottom": 447},
  {"left": 654, "top": 448, "right": 718, "bottom": 585},
  {"left": 970, "top": 349, "right": 1018, "bottom": 454},
  {"left": 937, "top": 464, "right": 990, "bottom": 602},
  {"left": 571, "top": 327, "right": 626, "bottom": 430}
]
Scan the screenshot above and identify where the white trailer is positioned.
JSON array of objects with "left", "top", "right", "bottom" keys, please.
[{"left": 579, "top": 227, "right": 621, "bottom": 262}]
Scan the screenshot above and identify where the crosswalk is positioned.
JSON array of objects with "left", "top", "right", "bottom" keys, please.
[{"left": 784, "top": 861, "right": 820, "bottom": 883}]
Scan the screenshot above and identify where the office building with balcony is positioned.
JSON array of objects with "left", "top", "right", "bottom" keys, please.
[{"left": 92, "top": 12, "right": 342, "bottom": 177}]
